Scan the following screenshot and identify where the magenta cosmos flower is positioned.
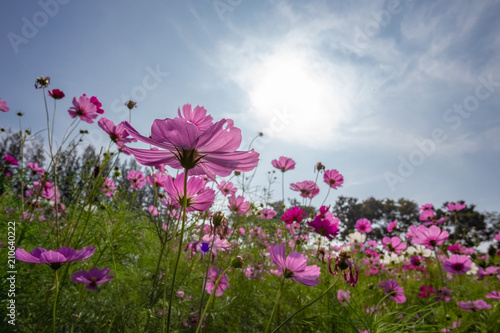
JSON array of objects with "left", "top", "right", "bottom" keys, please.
[
  {"left": 205, "top": 266, "right": 230, "bottom": 296},
  {"left": 382, "top": 236, "right": 407, "bottom": 255},
  {"left": 68, "top": 94, "right": 99, "bottom": 124},
  {"left": 164, "top": 172, "right": 215, "bottom": 212},
  {"left": 16, "top": 246, "right": 96, "bottom": 270},
  {"left": 281, "top": 206, "right": 306, "bottom": 225},
  {"left": 272, "top": 156, "right": 296, "bottom": 172},
  {"left": 355, "top": 219, "right": 372, "bottom": 233},
  {"left": 72, "top": 267, "right": 114, "bottom": 290},
  {"left": 412, "top": 225, "right": 449, "bottom": 249},
  {"left": 26, "top": 162, "right": 45, "bottom": 176},
  {"left": 146, "top": 171, "right": 168, "bottom": 187},
  {"left": 270, "top": 244, "right": 320, "bottom": 286},
  {"left": 0, "top": 98, "right": 10, "bottom": 112},
  {"left": 308, "top": 206, "right": 340, "bottom": 240},
  {"left": 290, "top": 180, "right": 319, "bottom": 199},
  {"left": 228, "top": 195, "right": 250, "bottom": 215},
  {"left": 4, "top": 154, "right": 18, "bottom": 166},
  {"left": 121, "top": 106, "right": 259, "bottom": 180},
  {"left": 379, "top": 279, "right": 406, "bottom": 303},
  {"left": 49, "top": 89, "right": 65, "bottom": 100},
  {"left": 323, "top": 169, "right": 344, "bottom": 189},
  {"left": 442, "top": 254, "right": 472, "bottom": 275}
]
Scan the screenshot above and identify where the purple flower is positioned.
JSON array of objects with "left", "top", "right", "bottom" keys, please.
[
  {"left": 15, "top": 246, "right": 96, "bottom": 270},
  {"left": 457, "top": 299, "right": 491, "bottom": 311},
  {"left": 71, "top": 267, "right": 114, "bottom": 290},
  {"left": 442, "top": 254, "right": 472, "bottom": 275},
  {"left": 379, "top": 279, "right": 406, "bottom": 303},
  {"left": 48, "top": 89, "right": 65, "bottom": 100},
  {"left": 486, "top": 291, "right": 500, "bottom": 299},
  {"left": 269, "top": 244, "right": 320, "bottom": 286},
  {"left": 281, "top": 206, "right": 306, "bottom": 225}
]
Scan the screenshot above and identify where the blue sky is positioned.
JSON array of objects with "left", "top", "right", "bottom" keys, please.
[{"left": 1, "top": 0, "right": 500, "bottom": 213}]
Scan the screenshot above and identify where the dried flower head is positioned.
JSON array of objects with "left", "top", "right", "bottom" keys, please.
[
  {"left": 35, "top": 76, "right": 50, "bottom": 89},
  {"left": 125, "top": 100, "right": 137, "bottom": 110}
]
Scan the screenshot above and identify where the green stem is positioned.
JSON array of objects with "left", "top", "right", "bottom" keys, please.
[
  {"left": 271, "top": 275, "right": 341, "bottom": 333},
  {"left": 53, "top": 270, "right": 60, "bottom": 333},
  {"left": 265, "top": 278, "right": 285, "bottom": 333},
  {"left": 165, "top": 171, "right": 189, "bottom": 333},
  {"left": 195, "top": 266, "right": 231, "bottom": 333}
]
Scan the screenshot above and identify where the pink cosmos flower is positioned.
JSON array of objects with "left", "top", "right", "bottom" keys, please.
[
  {"left": 269, "top": 244, "right": 321, "bottom": 286},
  {"left": 164, "top": 172, "right": 215, "bottom": 212},
  {"left": 272, "top": 156, "right": 296, "bottom": 172},
  {"left": 419, "top": 209, "right": 435, "bottom": 222},
  {"left": 260, "top": 208, "right": 277, "bottom": 220},
  {"left": 228, "top": 195, "right": 250, "bottom": 215},
  {"left": 355, "top": 219, "right": 372, "bottom": 233},
  {"left": 148, "top": 205, "right": 158, "bottom": 216},
  {"left": 217, "top": 180, "right": 237, "bottom": 196},
  {"left": 442, "top": 255, "right": 472, "bottom": 275},
  {"left": 337, "top": 289, "right": 350, "bottom": 305},
  {"left": 71, "top": 267, "right": 114, "bottom": 290},
  {"left": 441, "top": 320, "right": 461, "bottom": 332},
  {"left": 457, "top": 299, "right": 491, "bottom": 311},
  {"left": 89, "top": 95, "right": 104, "bottom": 114},
  {"left": 102, "top": 177, "right": 116, "bottom": 197},
  {"left": 419, "top": 203, "right": 433, "bottom": 211},
  {"left": 177, "top": 103, "right": 213, "bottom": 131},
  {"left": 205, "top": 266, "right": 229, "bottom": 296},
  {"left": 446, "top": 202, "right": 466, "bottom": 212},
  {"left": 387, "top": 221, "right": 397, "bottom": 233},
  {"left": 26, "top": 162, "right": 45, "bottom": 176},
  {"left": 382, "top": 236, "right": 407, "bottom": 255},
  {"left": 290, "top": 180, "right": 319, "bottom": 199},
  {"left": 477, "top": 266, "right": 500, "bottom": 279},
  {"left": 0, "top": 98, "right": 9, "bottom": 112},
  {"left": 68, "top": 94, "right": 99, "bottom": 124},
  {"left": 417, "top": 285, "right": 435, "bottom": 298},
  {"left": 121, "top": 108, "right": 259, "bottom": 180},
  {"left": 4, "top": 154, "right": 18, "bottom": 166},
  {"left": 379, "top": 279, "right": 406, "bottom": 303},
  {"left": 48, "top": 89, "right": 65, "bottom": 100},
  {"left": 412, "top": 225, "right": 449, "bottom": 249},
  {"left": 281, "top": 206, "right": 306, "bottom": 224},
  {"left": 323, "top": 169, "right": 344, "bottom": 189},
  {"left": 486, "top": 291, "right": 500, "bottom": 299},
  {"left": 98, "top": 117, "right": 137, "bottom": 149},
  {"left": 494, "top": 232, "right": 500, "bottom": 242},
  {"left": 127, "top": 170, "right": 146, "bottom": 190},
  {"left": 16, "top": 246, "right": 96, "bottom": 270},
  {"left": 146, "top": 171, "right": 168, "bottom": 187}
]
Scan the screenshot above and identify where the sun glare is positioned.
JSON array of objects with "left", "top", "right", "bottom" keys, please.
[{"left": 247, "top": 51, "right": 350, "bottom": 147}]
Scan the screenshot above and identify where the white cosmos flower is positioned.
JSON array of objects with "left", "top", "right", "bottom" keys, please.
[
  {"left": 405, "top": 245, "right": 433, "bottom": 258},
  {"left": 347, "top": 231, "right": 366, "bottom": 245}
]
